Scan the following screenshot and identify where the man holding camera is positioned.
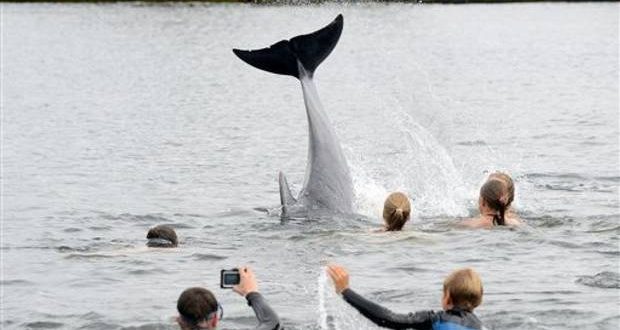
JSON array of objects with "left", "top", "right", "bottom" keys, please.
[{"left": 176, "top": 266, "right": 281, "bottom": 330}]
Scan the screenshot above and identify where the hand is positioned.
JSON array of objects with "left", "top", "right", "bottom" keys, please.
[
  {"left": 326, "top": 264, "right": 350, "bottom": 294},
  {"left": 233, "top": 266, "right": 258, "bottom": 297}
]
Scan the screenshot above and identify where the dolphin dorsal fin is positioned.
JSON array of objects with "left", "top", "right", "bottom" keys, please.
[{"left": 279, "top": 172, "right": 297, "bottom": 207}]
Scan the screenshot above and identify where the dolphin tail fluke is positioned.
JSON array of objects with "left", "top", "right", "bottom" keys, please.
[
  {"left": 232, "top": 14, "right": 343, "bottom": 79},
  {"left": 279, "top": 172, "right": 297, "bottom": 215}
]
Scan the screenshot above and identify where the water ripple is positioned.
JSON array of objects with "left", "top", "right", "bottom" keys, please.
[
  {"left": 576, "top": 271, "right": 620, "bottom": 289},
  {"left": 191, "top": 253, "right": 227, "bottom": 261},
  {"left": 21, "top": 321, "right": 64, "bottom": 329}
]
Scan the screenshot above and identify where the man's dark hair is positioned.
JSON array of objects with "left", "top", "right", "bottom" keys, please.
[
  {"left": 177, "top": 287, "right": 218, "bottom": 326},
  {"left": 146, "top": 225, "right": 178, "bottom": 247}
]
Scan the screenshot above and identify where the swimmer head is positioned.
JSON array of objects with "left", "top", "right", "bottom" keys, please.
[
  {"left": 479, "top": 180, "right": 508, "bottom": 226},
  {"left": 382, "top": 192, "right": 411, "bottom": 231},
  {"left": 487, "top": 171, "right": 515, "bottom": 208},
  {"left": 146, "top": 225, "right": 178, "bottom": 248}
]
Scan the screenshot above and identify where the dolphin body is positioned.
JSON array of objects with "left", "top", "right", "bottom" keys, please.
[{"left": 233, "top": 15, "right": 354, "bottom": 218}]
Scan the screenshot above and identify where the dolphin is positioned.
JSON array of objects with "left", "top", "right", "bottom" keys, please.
[{"left": 233, "top": 14, "right": 354, "bottom": 218}]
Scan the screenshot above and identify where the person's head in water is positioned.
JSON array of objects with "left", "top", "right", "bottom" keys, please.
[
  {"left": 487, "top": 171, "right": 515, "bottom": 208},
  {"left": 442, "top": 268, "right": 483, "bottom": 312},
  {"left": 479, "top": 180, "right": 508, "bottom": 226},
  {"left": 176, "top": 287, "right": 221, "bottom": 330},
  {"left": 146, "top": 225, "right": 178, "bottom": 248},
  {"left": 382, "top": 192, "right": 411, "bottom": 231}
]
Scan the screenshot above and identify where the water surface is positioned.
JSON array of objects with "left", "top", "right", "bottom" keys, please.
[{"left": 2, "top": 2, "right": 619, "bottom": 329}]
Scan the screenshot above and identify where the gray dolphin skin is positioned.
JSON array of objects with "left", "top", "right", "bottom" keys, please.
[{"left": 233, "top": 15, "right": 354, "bottom": 218}]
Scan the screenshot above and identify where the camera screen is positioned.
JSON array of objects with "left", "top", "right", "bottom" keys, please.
[{"left": 223, "top": 273, "right": 240, "bottom": 285}]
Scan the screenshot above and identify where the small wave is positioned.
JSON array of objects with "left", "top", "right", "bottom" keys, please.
[
  {"left": 548, "top": 239, "right": 582, "bottom": 249},
  {"left": 525, "top": 172, "right": 587, "bottom": 180},
  {"left": 127, "top": 269, "right": 154, "bottom": 275},
  {"left": 370, "top": 289, "right": 422, "bottom": 303},
  {"left": 542, "top": 183, "right": 583, "bottom": 192},
  {"left": 173, "top": 213, "right": 206, "bottom": 218},
  {"left": 390, "top": 265, "right": 433, "bottom": 273},
  {"left": 64, "top": 253, "right": 114, "bottom": 260},
  {"left": 55, "top": 245, "right": 91, "bottom": 253},
  {"left": 576, "top": 271, "right": 620, "bottom": 289},
  {"left": 114, "top": 213, "right": 173, "bottom": 224},
  {"left": 526, "top": 215, "right": 574, "bottom": 228},
  {"left": 78, "top": 312, "right": 104, "bottom": 321},
  {"left": 586, "top": 225, "right": 620, "bottom": 234},
  {"left": 595, "top": 315, "right": 620, "bottom": 330},
  {"left": 22, "top": 321, "right": 64, "bottom": 329},
  {"left": 0, "top": 279, "right": 34, "bottom": 286},
  {"left": 253, "top": 207, "right": 270, "bottom": 213},
  {"left": 120, "top": 322, "right": 172, "bottom": 330},
  {"left": 593, "top": 250, "right": 620, "bottom": 256},
  {"left": 455, "top": 140, "right": 487, "bottom": 146},
  {"left": 584, "top": 219, "right": 620, "bottom": 233},
  {"left": 77, "top": 322, "right": 119, "bottom": 329},
  {"left": 594, "top": 175, "right": 620, "bottom": 182},
  {"left": 215, "top": 208, "right": 259, "bottom": 218},
  {"left": 191, "top": 253, "right": 227, "bottom": 261},
  {"left": 88, "top": 225, "right": 112, "bottom": 231}
]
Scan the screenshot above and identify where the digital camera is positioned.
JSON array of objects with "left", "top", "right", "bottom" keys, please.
[{"left": 220, "top": 269, "right": 240, "bottom": 289}]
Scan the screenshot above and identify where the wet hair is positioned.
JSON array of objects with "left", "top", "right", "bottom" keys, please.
[
  {"left": 443, "top": 268, "right": 483, "bottom": 312},
  {"left": 488, "top": 172, "right": 515, "bottom": 208},
  {"left": 480, "top": 180, "right": 507, "bottom": 226},
  {"left": 177, "top": 287, "right": 218, "bottom": 328},
  {"left": 146, "top": 225, "right": 178, "bottom": 247},
  {"left": 382, "top": 192, "right": 411, "bottom": 231}
]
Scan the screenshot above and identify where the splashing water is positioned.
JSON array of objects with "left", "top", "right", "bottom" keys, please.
[
  {"left": 348, "top": 107, "right": 469, "bottom": 219},
  {"left": 392, "top": 109, "right": 468, "bottom": 217},
  {"left": 317, "top": 267, "right": 380, "bottom": 330},
  {"left": 350, "top": 162, "right": 390, "bottom": 220}
]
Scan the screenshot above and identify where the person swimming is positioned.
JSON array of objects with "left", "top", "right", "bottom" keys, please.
[
  {"left": 379, "top": 192, "right": 411, "bottom": 231},
  {"left": 146, "top": 225, "right": 178, "bottom": 248},
  {"left": 461, "top": 174, "right": 522, "bottom": 228}
]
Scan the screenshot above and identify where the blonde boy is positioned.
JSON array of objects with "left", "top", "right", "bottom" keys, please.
[{"left": 327, "top": 265, "right": 484, "bottom": 330}]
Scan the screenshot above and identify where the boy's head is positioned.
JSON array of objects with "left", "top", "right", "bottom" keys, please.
[
  {"left": 442, "top": 268, "right": 483, "bottom": 312},
  {"left": 177, "top": 287, "right": 220, "bottom": 330}
]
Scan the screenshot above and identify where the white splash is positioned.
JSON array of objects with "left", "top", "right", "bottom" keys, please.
[{"left": 317, "top": 267, "right": 380, "bottom": 330}]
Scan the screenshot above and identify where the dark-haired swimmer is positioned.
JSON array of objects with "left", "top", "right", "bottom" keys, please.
[
  {"left": 461, "top": 176, "right": 522, "bottom": 228},
  {"left": 146, "top": 225, "right": 178, "bottom": 248},
  {"left": 376, "top": 192, "right": 411, "bottom": 231}
]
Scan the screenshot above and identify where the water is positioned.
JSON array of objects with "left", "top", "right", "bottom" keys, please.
[{"left": 2, "top": 2, "right": 618, "bottom": 329}]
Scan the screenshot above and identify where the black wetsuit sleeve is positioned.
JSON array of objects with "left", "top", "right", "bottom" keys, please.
[
  {"left": 342, "top": 288, "right": 434, "bottom": 330},
  {"left": 246, "top": 292, "right": 281, "bottom": 330}
]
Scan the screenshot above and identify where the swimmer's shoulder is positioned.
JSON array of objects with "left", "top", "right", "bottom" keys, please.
[
  {"left": 458, "top": 217, "right": 491, "bottom": 229},
  {"left": 505, "top": 216, "right": 524, "bottom": 227}
]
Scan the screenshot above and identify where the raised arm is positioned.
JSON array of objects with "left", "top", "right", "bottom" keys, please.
[
  {"left": 342, "top": 288, "right": 434, "bottom": 329},
  {"left": 327, "top": 264, "right": 435, "bottom": 330},
  {"left": 246, "top": 292, "right": 281, "bottom": 330},
  {"left": 234, "top": 267, "right": 281, "bottom": 330}
]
